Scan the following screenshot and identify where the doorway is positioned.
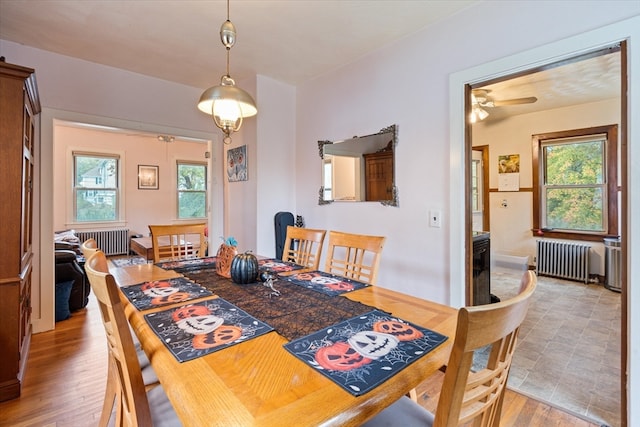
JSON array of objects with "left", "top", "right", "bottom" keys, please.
[{"left": 464, "top": 45, "right": 626, "bottom": 425}]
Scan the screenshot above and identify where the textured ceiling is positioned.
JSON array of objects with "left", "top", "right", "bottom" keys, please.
[
  {"left": 475, "top": 51, "right": 621, "bottom": 122},
  {"left": 0, "top": 0, "right": 620, "bottom": 118},
  {"left": 0, "top": 0, "right": 478, "bottom": 88}
]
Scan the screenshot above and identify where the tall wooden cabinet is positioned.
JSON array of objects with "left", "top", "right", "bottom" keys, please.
[
  {"left": 363, "top": 148, "right": 394, "bottom": 201},
  {"left": 0, "top": 59, "right": 41, "bottom": 402}
]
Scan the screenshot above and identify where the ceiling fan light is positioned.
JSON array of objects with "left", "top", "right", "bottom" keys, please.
[{"left": 470, "top": 105, "right": 489, "bottom": 123}]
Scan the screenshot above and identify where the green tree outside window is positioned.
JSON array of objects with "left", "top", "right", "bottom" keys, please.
[{"left": 177, "top": 162, "right": 207, "bottom": 218}]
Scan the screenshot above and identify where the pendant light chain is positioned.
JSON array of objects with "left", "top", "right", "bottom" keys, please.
[{"left": 197, "top": 0, "right": 257, "bottom": 144}]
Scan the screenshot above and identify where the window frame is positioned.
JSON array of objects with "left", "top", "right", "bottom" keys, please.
[
  {"left": 176, "top": 160, "right": 208, "bottom": 219},
  {"left": 72, "top": 151, "right": 121, "bottom": 223},
  {"left": 532, "top": 124, "right": 618, "bottom": 242}
]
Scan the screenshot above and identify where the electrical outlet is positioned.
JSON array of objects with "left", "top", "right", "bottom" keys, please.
[{"left": 429, "top": 210, "right": 441, "bottom": 228}]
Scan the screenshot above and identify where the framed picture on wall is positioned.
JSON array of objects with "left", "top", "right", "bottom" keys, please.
[
  {"left": 227, "top": 145, "right": 248, "bottom": 182},
  {"left": 138, "top": 165, "right": 159, "bottom": 189}
]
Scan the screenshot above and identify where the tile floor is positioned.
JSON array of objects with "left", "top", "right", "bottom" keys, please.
[{"left": 491, "top": 267, "right": 621, "bottom": 427}]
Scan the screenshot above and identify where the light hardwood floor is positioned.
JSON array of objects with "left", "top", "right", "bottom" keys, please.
[{"left": 0, "top": 288, "right": 601, "bottom": 427}]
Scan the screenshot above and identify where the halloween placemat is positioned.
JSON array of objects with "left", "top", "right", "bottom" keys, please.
[
  {"left": 283, "top": 270, "right": 370, "bottom": 296},
  {"left": 183, "top": 270, "right": 378, "bottom": 341},
  {"left": 120, "top": 277, "right": 213, "bottom": 311},
  {"left": 155, "top": 256, "right": 217, "bottom": 272},
  {"left": 283, "top": 310, "right": 448, "bottom": 396},
  {"left": 258, "top": 258, "right": 306, "bottom": 274},
  {"left": 144, "top": 298, "right": 274, "bottom": 363}
]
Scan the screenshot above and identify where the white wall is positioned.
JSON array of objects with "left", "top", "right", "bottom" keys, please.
[
  {"left": 53, "top": 125, "right": 210, "bottom": 236},
  {"left": 473, "top": 98, "right": 620, "bottom": 275},
  {"left": 295, "top": 1, "right": 639, "bottom": 303},
  {"left": 255, "top": 75, "right": 296, "bottom": 258}
]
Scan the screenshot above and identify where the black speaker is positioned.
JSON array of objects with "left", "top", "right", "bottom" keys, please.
[{"left": 274, "top": 211, "right": 294, "bottom": 259}]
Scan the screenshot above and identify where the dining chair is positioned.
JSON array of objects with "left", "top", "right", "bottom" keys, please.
[
  {"left": 148, "top": 223, "right": 207, "bottom": 263},
  {"left": 85, "top": 250, "right": 180, "bottom": 426},
  {"left": 362, "top": 270, "right": 537, "bottom": 427},
  {"left": 80, "top": 238, "right": 99, "bottom": 259},
  {"left": 282, "top": 225, "right": 326, "bottom": 270},
  {"left": 85, "top": 250, "right": 160, "bottom": 425},
  {"left": 324, "top": 230, "right": 386, "bottom": 285}
]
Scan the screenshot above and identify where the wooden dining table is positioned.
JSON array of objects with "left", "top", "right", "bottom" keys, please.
[{"left": 112, "top": 263, "right": 458, "bottom": 427}]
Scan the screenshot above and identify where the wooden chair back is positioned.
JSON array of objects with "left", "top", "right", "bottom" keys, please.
[
  {"left": 148, "top": 223, "right": 207, "bottom": 263},
  {"left": 80, "top": 238, "right": 99, "bottom": 259},
  {"left": 85, "top": 250, "right": 154, "bottom": 426},
  {"left": 434, "top": 270, "right": 537, "bottom": 427},
  {"left": 282, "top": 226, "right": 326, "bottom": 270},
  {"left": 324, "top": 230, "right": 386, "bottom": 285}
]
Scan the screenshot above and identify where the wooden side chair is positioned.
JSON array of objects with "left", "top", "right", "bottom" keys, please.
[
  {"left": 324, "top": 230, "right": 386, "bottom": 285},
  {"left": 85, "top": 250, "right": 159, "bottom": 426},
  {"left": 281, "top": 226, "right": 326, "bottom": 270},
  {"left": 80, "top": 238, "right": 99, "bottom": 259},
  {"left": 362, "top": 271, "right": 537, "bottom": 427},
  {"left": 148, "top": 223, "right": 207, "bottom": 263},
  {"left": 85, "top": 250, "right": 180, "bottom": 426}
]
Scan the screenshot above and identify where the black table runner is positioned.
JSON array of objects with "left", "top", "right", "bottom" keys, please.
[{"left": 183, "top": 270, "right": 378, "bottom": 341}]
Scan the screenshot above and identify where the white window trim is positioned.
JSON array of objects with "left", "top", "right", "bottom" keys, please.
[
  {"left": 66, "top": 146, "right": 126, "bottom": 228},
  {"left": 176, "top": 160, "right": 208, "bottom": 220}
]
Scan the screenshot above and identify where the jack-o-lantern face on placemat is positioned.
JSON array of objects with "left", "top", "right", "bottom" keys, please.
[
  {"left": 284, "top": 270, "right": 368, "bottom": 296},
  {"left": 172, "top": 304, "right": 212, "bottom": 322},
  {"left": 151, "top": 291, "right": 192, "bottom": 306},
  {"left": 258, "top": 258, "right": 305, "bottom": 274},
  {"left": 373, "top": 320, "right": 424, "bottom": 341},
  {"left": 155, "top": 256, "right": 218, "bottom": 273},
  {"left": 315, "top": 341, "right": 372, "bottom": 371},
  {"left": 176, "top": 314, "right": 224, "bottom": 335},
  {"left": 284, "top": 310, "right": 448, "bottom": 396},
  {"left": 144, "top": 298, "right": 274, "bottom": 363},
  {"left": 121, "top": 277, "right": 213, "bottom": 311},
  {"left": 193, "top": 325, "right": 243, "bottom": 349}
]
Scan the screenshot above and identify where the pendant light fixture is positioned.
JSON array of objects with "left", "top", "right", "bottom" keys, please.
[{"left": 198, "top": 0, "right": 257, "bottom": 144}]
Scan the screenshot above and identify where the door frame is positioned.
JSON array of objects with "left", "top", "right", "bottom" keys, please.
[{"left": 449, "top": 17, "right": 640, "bottom": 425}]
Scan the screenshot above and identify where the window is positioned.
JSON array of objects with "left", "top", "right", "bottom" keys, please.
[
  {"left": 532, "top": 125, "right": 618, "bottom": 241},
  {"left": 323, "top": 159, "right": 333, "bottom": 200},
  {"left": 74, "top": 152, "right": 119, "bottom": 222},
  {"left": 177, "top": 162, "right": 207, "bottom": 219},
  {"left": 471, "top": 158, "right": 481, "bottom": 212}
]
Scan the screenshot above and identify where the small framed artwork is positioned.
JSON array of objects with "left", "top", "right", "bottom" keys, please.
[
  {"left": 138, "top": 165, "right": 159, "bottom": 190},
  {"left": 227, "top": 145, "right": 248, "bottom": 182}
]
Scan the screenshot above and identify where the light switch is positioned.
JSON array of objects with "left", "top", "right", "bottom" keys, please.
[{"left": 429, "top": 210, "right": 441, "bottom": 228}]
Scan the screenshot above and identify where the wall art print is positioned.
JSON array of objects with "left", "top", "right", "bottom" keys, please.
[
  {"left": 138, "top": 165, "right": 159, "bottom": 189},
  {"left": 227, "top": 145, "right": 247, "bottom": 182}
]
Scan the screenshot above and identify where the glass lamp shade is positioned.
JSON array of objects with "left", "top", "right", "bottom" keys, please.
[
  {"left": 198, "top": 82, "right": 257, "bottom": 143},
  {"left": 470, "top": 106, "right": 489, "bottom": 123},
  {"left": 198, "top": 83, "right": 257, "bottom": 121}
]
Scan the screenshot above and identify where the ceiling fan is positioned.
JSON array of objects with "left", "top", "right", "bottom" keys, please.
[{"left": 470, "top": 89, "right": 537, "bottom": 122}]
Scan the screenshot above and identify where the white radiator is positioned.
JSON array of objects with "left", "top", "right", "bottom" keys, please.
[
  {"left": 536, "top": 240, "right": 590, "bottom": 283},
  {"left": 75, "top": 228, "right": 130, "bottom": 256}
]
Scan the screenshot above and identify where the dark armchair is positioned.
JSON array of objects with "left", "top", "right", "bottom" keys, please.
[{"left": 55, "top": 242, "right": 90, "bottom": 314}]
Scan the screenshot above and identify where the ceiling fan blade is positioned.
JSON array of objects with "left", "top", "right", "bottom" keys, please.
[{"left": 492, "top": 96, "right": 537, "bottom": 106}]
